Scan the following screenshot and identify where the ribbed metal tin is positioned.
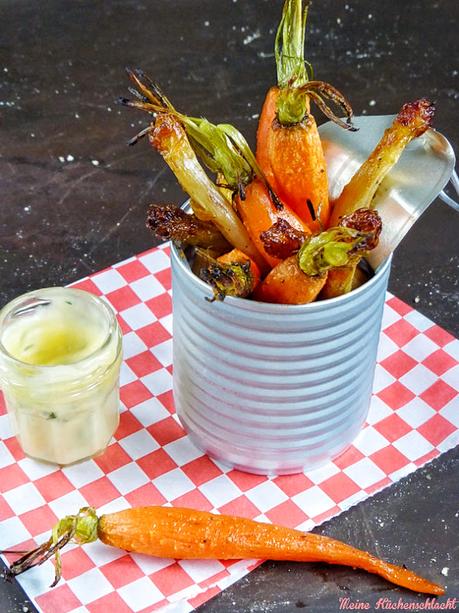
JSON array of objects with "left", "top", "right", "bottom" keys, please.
[{"left": 171, "top": 243, "right": 391, "bottom": 475}]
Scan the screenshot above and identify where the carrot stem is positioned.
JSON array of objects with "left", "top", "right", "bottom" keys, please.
[{"left": 275, "top": 0, "right": 310, "bottom": 89}]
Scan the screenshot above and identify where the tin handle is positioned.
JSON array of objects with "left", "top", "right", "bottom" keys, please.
[{"left": 439, "top": 169, "right": 459, "bottom": 212}]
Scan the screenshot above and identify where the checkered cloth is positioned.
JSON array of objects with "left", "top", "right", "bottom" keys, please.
[{"left": 1, "top": 244, "right": 458, "bottom": 613}]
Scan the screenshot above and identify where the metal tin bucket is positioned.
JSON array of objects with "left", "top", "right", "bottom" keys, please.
[{"left": 171, "top": 240, "right": 391, "bottom": 475}]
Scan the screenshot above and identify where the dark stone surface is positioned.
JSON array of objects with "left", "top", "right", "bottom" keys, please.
[{"left": 0, "top": 1, "right": 457, "bottom": 611}]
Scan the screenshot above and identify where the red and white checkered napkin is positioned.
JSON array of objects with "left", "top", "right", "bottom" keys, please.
[{"left": 1, "top": 244, "right": 458, "bottom": 613}]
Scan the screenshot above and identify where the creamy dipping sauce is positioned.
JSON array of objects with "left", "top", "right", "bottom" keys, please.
[
  {"left": 2, "top": 295, "right": 108, "bottom": 366},
  {"left": 0, "top": 288, "right": 122, "bottom": 465}
]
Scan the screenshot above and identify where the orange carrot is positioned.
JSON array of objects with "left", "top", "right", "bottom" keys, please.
[
  {"left": 257, "top": 86, "right": 330, "bottom": 231},
  {"left": 320, "top": 265, "right": 356, "bottom": 300},
  {"left": 254, "top": 255, "right": 327, "bottom": 304},
  {"left": 236, "top": 178, "right": 311, "bottom": 268},
  {"left": 267, "top": 99, "right": 330, "bottom": 231},
  {"left": 6, "top": 506, "right": 444, "bottom": 596},
  {"left": 255, "top": 217, "right": 382, "bottom": 305},
  {"left": 256, "top": 1, "right": 355, "bottom": 230},
  {"left": 256, "top": 86, "right": 279, "bottom": 190}
]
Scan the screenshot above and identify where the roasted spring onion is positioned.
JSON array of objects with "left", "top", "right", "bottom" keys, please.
[
  {"left": 321, "top": 208, "right": 382, "bottom": 298},
  {"left": 149, "top": 113, "right": 264, "bottom": 267},
  {"left": 329, "top": 98, "right": 435, "bottom": 226},
  {"left": 198, "top": 248, "right": 261, "bottom": 301}
]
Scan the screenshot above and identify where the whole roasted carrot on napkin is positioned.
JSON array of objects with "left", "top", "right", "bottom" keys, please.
[{"left": 5, "top": 506, "right": 444, "bottom": 596}]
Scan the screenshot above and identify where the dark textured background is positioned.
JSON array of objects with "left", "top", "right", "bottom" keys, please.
[{"left": 0, "top": 1, "right": 458, "bottom": 611}]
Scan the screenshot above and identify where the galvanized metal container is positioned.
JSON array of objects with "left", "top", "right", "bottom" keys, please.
[{"left": 171, "top": 241, "right": 391, "bottom": 475}]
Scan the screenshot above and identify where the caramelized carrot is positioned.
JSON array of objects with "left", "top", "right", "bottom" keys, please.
[
  {"left": 320, "top": 265, "right": 356, "bottom": 300},
  {"left": 256, "top": 86, "right": 279, "bottom": 190},
  {"left": 351, "top": 265, "right": 369, "bottom": 289},
  {"left": 256, "top": 217, "right": 382, "bottom": 304},
  {"left": 6, "top": 506, "right": 444, "bottom": 596},
  {"left": 256, "top": 0, "right": 355, "bottom": 230},
  {"left": 254, "top": 255, "right": 327, "bottom": 304},
  {"left": 266, "top": 97, "right": 330, "bottom": 231},
  {"left": 258, "top": 85, "right": 330, "bottom": 231},
  {"left": 236, "top": 178, "right": 311, "bottom": 268},
  {"left": 320, "top": 263, "right": 370, "bottom": 299}
]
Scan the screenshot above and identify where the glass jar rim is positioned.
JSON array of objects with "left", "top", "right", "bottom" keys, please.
[{"left": 0, "top": 287, "right": 121, "bottom": 371}]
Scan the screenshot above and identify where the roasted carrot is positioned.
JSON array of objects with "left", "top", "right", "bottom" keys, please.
[
  {"left": 184, "top": 117, "right": 313, "bottom": 269},
  {"left": 256, "top": 0, "right": 355, "bottom": 230},
  {"left": 256, "top": 220, "right": 381, "bottom": 304},
  {"left": 352, "top": 265, "right": 370, "bottom": 289},
  {"left": 6, "top": 506, "right": 444, "bottom": 596},
  {"left": 236, "top": 178, "right": 311, "bottom": 268},
  {"left": 320, "top": 265, "right": 356, "bottom": 299},
  {"left": 256, "top": 86, "right": 279, "bottom": 190},
  {"left": 254, "top": 255, "right": 327, "bottom": 304},
  {"left": 259, "top": 87, "right": 330, "bottom": 231},
  {"left": 321, "top": 262, "right": 371, "bottom": 298},
  {"left": 329, "top": 98, "right": 435, "bottom": 226}
]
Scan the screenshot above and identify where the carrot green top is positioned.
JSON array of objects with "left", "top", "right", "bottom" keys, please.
[
  {"left": 298, "top": 227, "right": 375, "bottom": 277},
  {"left": 275, "top": 0, "right": 312, "bottom": 125},
  {"left": 123, "top": 68, "right": 265, "bottom": 196}
]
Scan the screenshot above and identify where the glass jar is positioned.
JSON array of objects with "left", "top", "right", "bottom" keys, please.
[{"left": 0, "top": 287, "right": 122, "bottom": 465}]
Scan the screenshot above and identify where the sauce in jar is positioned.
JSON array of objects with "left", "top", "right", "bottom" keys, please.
[{"left": 0, "top": 288, "right": 122, "bottom": 465}]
